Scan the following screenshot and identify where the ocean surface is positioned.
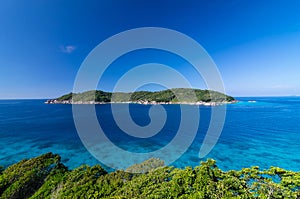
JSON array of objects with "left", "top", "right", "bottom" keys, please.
[{"left": 0, "top": 97, "right": 300, "bottom": 171}]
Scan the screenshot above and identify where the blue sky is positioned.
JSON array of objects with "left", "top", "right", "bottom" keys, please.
[{"left": 0, "top": 0, "right": 300, "bottom": 98}]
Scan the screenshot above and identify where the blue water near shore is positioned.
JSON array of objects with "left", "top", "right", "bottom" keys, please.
[{"left": 0, "top": 97, "right": 300, "bottom": 171}]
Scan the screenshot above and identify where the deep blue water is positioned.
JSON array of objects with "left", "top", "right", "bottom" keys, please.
[{"left": 0, "top": 97, "right": 300, "bottom": 171}]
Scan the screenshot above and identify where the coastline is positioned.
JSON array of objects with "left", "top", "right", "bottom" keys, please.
[{"left": 44, "top": 99, "right": 238, "bottom": 106}]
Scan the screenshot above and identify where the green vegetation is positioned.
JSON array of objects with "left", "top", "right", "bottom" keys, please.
[
  {"left": 1, "top": 153, "right": 300, "bottom": 198},
  {"left": 125, "top": 158, "right": 165, "bottom": 173},
  {"left": 0, "top": 153, "right": 62, "bottom": 199},
  {"left": 53, "top": 88, "right": 235, "bottom": 103}
]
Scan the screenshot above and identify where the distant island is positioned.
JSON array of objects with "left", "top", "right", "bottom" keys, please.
[{"left": 45, "top": 88, "right": 237, "bottom": 106}]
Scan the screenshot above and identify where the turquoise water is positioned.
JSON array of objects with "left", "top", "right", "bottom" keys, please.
[{"left": 0, "top": 97, "right": 300, "bottom": 171}]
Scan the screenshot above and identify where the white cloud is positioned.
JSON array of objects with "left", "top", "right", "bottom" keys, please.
[{"left": 60, "top": 45, "right": 76, "bottom": 53}]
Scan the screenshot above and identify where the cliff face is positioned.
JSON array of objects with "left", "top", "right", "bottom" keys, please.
[{"left": 45, "top": 88, "right": 236, "bottom": 105}]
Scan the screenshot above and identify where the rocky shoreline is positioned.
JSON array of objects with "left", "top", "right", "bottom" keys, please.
[{"left": 45, "top": 99, "right": 238, "bottom": 106}]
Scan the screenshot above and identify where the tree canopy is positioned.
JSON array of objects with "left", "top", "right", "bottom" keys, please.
[{"left": 1, "top": 153, "right": 299, "bottom": 198}]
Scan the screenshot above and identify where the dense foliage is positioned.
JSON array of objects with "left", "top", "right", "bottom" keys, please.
[
  {"left": 1, "top": 153, "right": 300, "bottom": 198},
  {"left": 55, "top": 88, "right": 235, "bottom": 103}
]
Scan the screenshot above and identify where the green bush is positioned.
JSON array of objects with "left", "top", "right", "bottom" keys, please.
[{"left": 1, "top": 154, "right": 299, "bottom": 198}]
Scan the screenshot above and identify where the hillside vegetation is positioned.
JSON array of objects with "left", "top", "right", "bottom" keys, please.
[
  {"left": 54, "top": 88, "right": 235, "bottom": 103},
  {"left": 0, "top": 153, "right": 300, "bottom": 198}
]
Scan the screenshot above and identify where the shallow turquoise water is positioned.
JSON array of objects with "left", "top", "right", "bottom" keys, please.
[{"left": 0, "top": 97, "right": 300, "bottom": 171}]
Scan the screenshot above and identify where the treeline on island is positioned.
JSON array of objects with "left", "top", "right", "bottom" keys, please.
[
  {"left": 1, "top": 153, "right": 300, "bottom": 198},
  {"left": 45, "top": 88, "right": 236, "bottom": 104}
]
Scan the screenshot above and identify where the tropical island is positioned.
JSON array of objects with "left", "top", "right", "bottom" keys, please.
[
  {"left": 0, "top": 153, "right": 299, "bottom": 198},
  {"left": 45, "top": 88, "right": 237, "bottom": 106}
]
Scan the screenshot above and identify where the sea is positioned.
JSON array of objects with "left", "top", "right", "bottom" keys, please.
[{"left": 0, "top": 97, "right": 300, "bottom": 172}]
